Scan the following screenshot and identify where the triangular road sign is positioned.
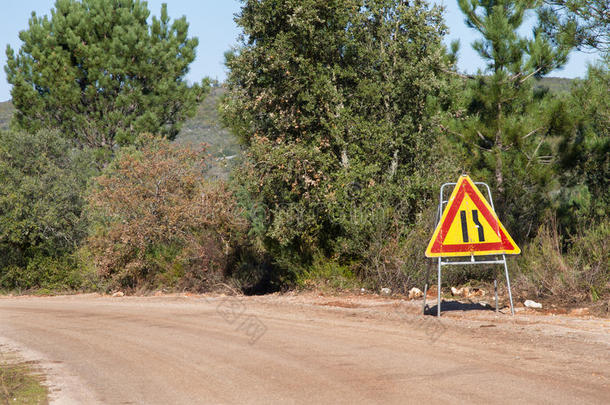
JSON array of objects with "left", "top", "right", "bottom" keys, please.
[{"left": 425, "top": 175, "right": 520, "bottom": 257}]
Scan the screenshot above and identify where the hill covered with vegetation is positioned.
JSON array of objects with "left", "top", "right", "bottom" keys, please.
[
  {"left": 0, "top": 88, "right": 241, "bottom": 177},
  {"left": 0, "top": 76, "right": 572, "bottom": 163},
  {"left": 0, "top": 101, "right": 12, "bottom": 131},
  {"left": 534, "top": 77, "right": 574, "bottom": 93},
  {"left": 174, "top": 86, "right": 242, "bottom": 178}
]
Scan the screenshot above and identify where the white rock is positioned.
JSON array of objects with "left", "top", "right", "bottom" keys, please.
[
  {"left": 524, "top": 299, "right": 542, "bottom": 309},
  {"left": 451, "top": 287, "right": 460, "bottom": 296},
  {"left": 360, "top": 288, "right": 366, "bottom": 293},
  {"left": 112, "top": 291, "right": 124, "bottom": 297},
  {"left": 408, "top": 287, "right": 423, "bottom": 300},
  {"left": 380, "top": 287, "right": 391, "bottom": 296}
]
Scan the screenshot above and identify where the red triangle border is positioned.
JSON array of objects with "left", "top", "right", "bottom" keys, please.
[{"left": 429, "top": 180, "right": 517, "bottom": 254}]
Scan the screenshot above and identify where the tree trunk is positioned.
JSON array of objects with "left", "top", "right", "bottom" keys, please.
[{"left": 495, "top": 102, "right": 504, "bottom": 209}]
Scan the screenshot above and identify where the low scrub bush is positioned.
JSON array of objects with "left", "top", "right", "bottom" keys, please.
[
  {"left": 296, "top": 254, "right": 359, "bottom": 292},
  {"left": 0, "top": 252, "right": 91, "bottom": 293},
  {"left": 86, "top": 135, "right": 246, "bottom": 292},
  {"left": 516, "top": 217, "right": 609, "bottom": 303},
  {"left": 354, "top": 206, "right": 437, "bottom": 294}
]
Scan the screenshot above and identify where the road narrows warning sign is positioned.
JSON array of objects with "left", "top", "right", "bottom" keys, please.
[{"left": 425, "top": 175, "right": 520, "bottom": 257}]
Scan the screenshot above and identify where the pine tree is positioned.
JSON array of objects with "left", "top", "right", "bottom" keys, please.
[
  {"left": 448, "top": 0, "right": 573, "bottom": 240},
  {"left": 5, "top": 0, "right": 208, "bottom": 149},
  {"left": 552, "top": 64, "right": 609, "bottom": 233},
  {"left": 538, "top": 0, "right": 609, "bottom": 59}
]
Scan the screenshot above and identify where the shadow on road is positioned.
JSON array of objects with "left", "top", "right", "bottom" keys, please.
[{"left": 424, "top": 300, "right": 496, "bottom": 316}]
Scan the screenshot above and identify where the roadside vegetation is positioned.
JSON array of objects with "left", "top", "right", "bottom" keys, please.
[
  {"left": 0, "top": 353, "right": 47, "bottom": 405},
  {"left": 0, "top": 0, "right": 607, "bottom": 309},
  {"left": 86, "top": 135, "right": 246, "bottom": 292}
]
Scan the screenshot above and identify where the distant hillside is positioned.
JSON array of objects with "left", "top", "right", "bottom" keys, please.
[
  {"left": 175, "top": 86, "right": 242, "bottom": 178},
  {"left": 0, "top": 101, "right": 12, "bottom": 131},
  {"left": 0, "top": 77, "right": 574, "bottom": 172},
  {"left": 535, "top": 77, "right": 574, "bottom": 93},
  {"left": 0, "top": 88, "right": 242, "bottom": 177}
]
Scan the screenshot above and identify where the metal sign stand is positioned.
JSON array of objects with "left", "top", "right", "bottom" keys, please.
[{"left": 422, "top": 181, "right": 515, "bottom": 317}]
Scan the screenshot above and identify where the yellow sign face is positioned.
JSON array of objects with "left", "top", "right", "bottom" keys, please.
[{"left": 425, "top": 175, "right": 520, "bottom": 257}]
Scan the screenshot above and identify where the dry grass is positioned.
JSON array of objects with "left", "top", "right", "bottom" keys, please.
[
  {"left": 0, "top": 353, "right": 47, "bottom": 405},
  {"left": 515, "top": 218, "right": 610, "bottom": 307}
]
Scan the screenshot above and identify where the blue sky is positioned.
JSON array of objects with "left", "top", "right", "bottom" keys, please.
[{"left": 0, "top": 0, "right": 600, "bottom": 102}]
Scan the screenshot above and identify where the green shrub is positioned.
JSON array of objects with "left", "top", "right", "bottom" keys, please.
[
  {"left": 296, "top": 255, "right": 359, "bottom": 292},
  {"left": 0, "top": 251, "right": 95, "bottom": 293},
  {"left": 0, "top": 129, "right": 98, "bottom": 291}
]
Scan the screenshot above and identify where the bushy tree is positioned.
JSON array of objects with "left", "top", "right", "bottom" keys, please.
[
  {"left": 5, "top": 0, "right": 208, "bottom": 148},
  {"left": 222, "top": 0, "right": 449, "bottom": 273},
  {"left": 448, "top": 0, "right": 573, "bottom": 241},
  {"left": 86, "top": 135, "right": 246, "bottom": 291},
  {"left": 0, "top": 129, "right": 97, "bottom": 290}
]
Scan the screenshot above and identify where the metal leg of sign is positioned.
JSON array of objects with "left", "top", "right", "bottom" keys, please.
[
  {"left": 494, "top": 278, "right": 499, "bottom": 313},
  {"left": 422, "top": 264, "right": 430, "bottom": 315},
  {"left": 502, "top": 255, "right": 515, "bottom": 316},
  {"left": 422, "top": 283, "right": 428, "bottom": 315},
  {"left": 437, "top": 258, "right": 442, "bottom": 317}
]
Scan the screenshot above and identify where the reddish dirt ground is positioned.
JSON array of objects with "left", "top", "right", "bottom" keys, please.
[{"left": 0, "top": 293, "right": 608, "bottom": 404}]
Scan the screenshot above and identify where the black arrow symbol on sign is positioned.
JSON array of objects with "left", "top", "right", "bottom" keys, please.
[
  {"left": 460, "top": 211, "right": 469, "bottom": 242},
  {"left": 471, "top": 210, "right": 485, "bottom": 242}
]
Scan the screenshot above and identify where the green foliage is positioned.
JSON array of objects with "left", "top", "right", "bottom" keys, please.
[
  {"left": 5, "top": 0, "right": 208, "bottom": 148},
  {"left": 0, "top": 86, "right": 240, "bottom": 177},
  {"left": 223, "top": 0, "right": 450, "bottom": 274},
  {"left": 296, "top": 255, "right": 359, "bottom": 291},
  {"left": 458, "top": 0, "right": 570, "bottom": 75},
  {"left": 538, "top": 0, "right": 610, "bottom": 59},
  {"left": 448, "top": 0, "right": 573, "bottom": 242},
  {"left": 0, "top": 129, "right": 97, "bottom": 291},
  {"left": 552, "top": 65, "right": 609, "bottom": 233},
  {"left": 0, "top": 252, "right": 91, "bottom": 293},
  {"left": 86, "top": 135, "right": 246, "bottom": 291},
  {"left": 0, "top": 0, "right": 603, "bottom": 303},
  {"left": 439, "top": 1, "right": 609, "bottom": 305},
  {"left": 357, "top": 206, "right": 439, "bottom": 293}
]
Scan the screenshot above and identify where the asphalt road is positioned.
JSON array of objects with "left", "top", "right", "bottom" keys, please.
[{"left": 0, "top": 294, "right": 608, "bottom": 404}]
